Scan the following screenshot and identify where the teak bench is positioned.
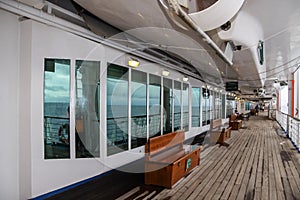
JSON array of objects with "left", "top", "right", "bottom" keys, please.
[
  {"left": 144, "top": 131, "right": 201, "bottom": 188},
  {"left": 210, "top": 119, "right": 232, "bottom": 145},
  {"left": 229, "top": 114, "right": 242, "bottom": 130}
]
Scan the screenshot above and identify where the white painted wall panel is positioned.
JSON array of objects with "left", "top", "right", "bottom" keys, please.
[{"left": 0, "top": 9, "right": 20, "bottom": 200}]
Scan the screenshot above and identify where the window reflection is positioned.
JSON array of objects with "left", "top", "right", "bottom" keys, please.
[
  {"left": 202, "top": 88, "right": 210, "bottom": 126},
  {"left": 107, "top": 64, "right": 129, "bottom": 156},
  {"left": 75, "top": 60, "right": 100, "bottom": 158},
  {"left": 226, "top": 95, "right": 236, "bottom": 117},
  {"left": 44, "top": 59, "right": 70, "bottom": 159},
  {"left": 149, "top": 74, "right": 161, "bottom": 138},
  {"left": 222, "top": 94, "right": 226, "bottom": 118},
  {"left": 131, "top": 70, "right": 147, "bottom": 148},
  {"left": 182, "top": 83, "right": 189, "bottom": 131},
  {"left": 192, "top": 87, "right": 201, "bottom": 127},
  {"left": 209, "top": 91, "right": 214, "bottom": 121},
  {"left": 163, "top": 78, "right": 172, "bottom": 134},
  {"left": 174, "top": 81, "right": 181, "bottom": 131},
  {"left": 214, "top": 92, "right": 221, "bottom": 120}
]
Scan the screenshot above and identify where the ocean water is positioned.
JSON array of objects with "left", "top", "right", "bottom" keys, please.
[{"left": 44, "top": 102, "right": 69, "bottom": 118}]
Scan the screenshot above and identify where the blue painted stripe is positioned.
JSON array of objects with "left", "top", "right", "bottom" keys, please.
[{"left": 31, "top": 169, "right": 115, "bottom": 200}]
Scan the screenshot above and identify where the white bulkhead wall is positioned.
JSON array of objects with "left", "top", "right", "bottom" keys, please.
[
  {"left": 18, "top": 18, "right": 197, "bottom": 198},
  {"left": 0, "top": 9, "right": 20, "bottom": 200},
  {"left": 0, "top": 6, "right": 212, "bottom": 198}
]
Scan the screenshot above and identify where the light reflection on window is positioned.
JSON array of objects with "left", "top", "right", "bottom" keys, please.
[
  {"left": 149, "top": 74, "right": 161, "bottom": 138},
  {"left": 44, "top": 58, "right": 70, "bottom": 159},
  {"left": 163, "top": 78, "right": 172, "bottom": 134},
  {"left": 192, "top": 87, "right": 201, "bottom": 127},
  {"left": 182, "top": 83, "right": 189, "bottom": 131},
  {"left": 131, "top": 70, "right": 147, "bottom": 148},
  {"left": 107, "top": 64, "right": 129, "bottom": 156},
  {"left": 75, "top": 60, "right": 100, "bottom": 158},
  {"left": 174, "top": 81, "right": 181, "bottom": 131}
]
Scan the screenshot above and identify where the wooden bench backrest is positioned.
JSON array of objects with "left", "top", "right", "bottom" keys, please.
[
  {"left": 145, "top": 131, "right": 184, "bottom": 156},
  {"left": 211, "top": 118, "right": 222, "bottom": 129},
  {"left": 230, "top": 114, "right": 237, "bottom": 121}
]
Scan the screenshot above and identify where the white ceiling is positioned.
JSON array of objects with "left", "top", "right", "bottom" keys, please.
[{"left": 73, "top": 0, "right": 300, "bottom": 97}]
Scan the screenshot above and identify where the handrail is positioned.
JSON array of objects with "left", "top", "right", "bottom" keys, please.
[
  {"left": 276, "top": 110, "right": 300, "bottom": 154},
  {"left": 276, "top": 110, "right": 300, "bottom": 122}
]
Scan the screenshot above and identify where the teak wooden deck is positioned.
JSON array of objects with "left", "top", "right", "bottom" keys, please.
[
  {"left": 47, "top": 112, "right": 300, "bottom": 200},
  {"left": 150, "top": 113, "right": 300, "bottom": 200}
]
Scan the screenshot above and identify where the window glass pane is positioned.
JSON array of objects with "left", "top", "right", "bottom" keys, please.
[
  {"left": 222, "top": 94, "right": 226, "bottom": 118},
  {"left": 182, "top": 83, "right": 189, "bottom": 131},
  {"left": 192, "top": 87, "right": 200, "bottom": 127},
  {"left": 107, "top": 64, "right": 129, "bottom": 156},
  {"left": 209, "top": 90, "right": 214, "bottom": 122},
  {"left": 163, "top": 78, "right": 172, "bottom": 134},
  {"left": 131, "top": 70, "right": 147, "bottom": 148},
  {"left": 226, "top": 95, "right": 235, "bottom": 117},
  {"left": 44, "top": 59, "right": 70, "bottom": 159},
  {"left": 149, "top": 74, "right": 161, "bottom": 138},
  {"left": 214, "top": 92, "right": 221, "bottom": 119},
  {"left": 75, "top": 60, "right": 100, "bottom": 158},
  {"left": 174, "top": 81, "right": 181, "bottom": 131},
  {"left": 202, "top": 88, "right": 210, "bottom": 126}
]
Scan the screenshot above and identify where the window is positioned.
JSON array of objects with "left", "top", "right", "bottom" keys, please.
[
  {"left": 222, "top": 94, "right": 226, "bottom": 118},
  {"left": 226, "top": 95, "right": 235, "bottom": 116},
  {"left": 202, "top": 88, "right": 210, "bottom": 126},
  {"left": 209, "top": 91, "right": 214, "bottom": 121},
  {"left": 131, "top": 70, "right": 147, "bottom": 148},
  {"left": 214, "top": 92, "right": 221, "bottom": 119},
  {"left": 192, "top": 87, "right": 201, "bottom": 127},
  {"left": 163, "top": 78, "right": 173, "bottom": 134},
  {"left": 44, "top": 59, "right": 70, "bottom": 159},
  {"left": 149, "top": 74, "right": 161, "bottom": 138},
  {"left": 182, "top": 83, "right": 189, "bottom": 131},
  {"left": 75, "top": 60, "right": 100, "bottom": 158},
  {"left": 107, "top": 64, "right": 129, "bottom": 156},
  {"left": 173, "top": 81, "right": 181, "bottom": 131}
]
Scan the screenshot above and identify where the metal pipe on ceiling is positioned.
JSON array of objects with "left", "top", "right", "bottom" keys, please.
[{"left": 165, "top": 0, "right": 233, "bottom": 66}]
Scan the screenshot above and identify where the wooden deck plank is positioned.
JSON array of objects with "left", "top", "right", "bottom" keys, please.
[
  {"left": 272, "top": 125, "right": 297, "bottom": 200},
  {"left": 221, "top": 130, "right": 258, "bottom": 200},
  {"left": 244, "top": 128, "right": 262, "bottom": 200},
  {"left": 270, "top": 129, "right": 285, "bottom": 200},
  {"left": 217, "top": 133, "right": 255, "bottom": 199},
  {"left": 235, "top": 130, "right": 261, "bottom": 200},
  {"left": 186, "top": 132, "right": 248, "bottom": 200},
  {"left": 253, "top": 129, "right": 265, "bottom": 200},
  {"left": 223, "top": 133, "right": 257, "bottom": 200},
  {"left": 253, "top": 131, "right": 265, "bottom": 199},
  {"left": 268, "top": 127, "right": 278, "bottom": 200},
  {"left": 154, "top": 133, "right": 244, "bottom": 200},
  {"left": 166, "top": 142, "right": 233, "bottom": 199},
  {"left": 150, "top": 114, "right": 300, "bottom": 200},
  {"left": 203, "top": 131, "right": 253, "bottom": 200},
  {"left": 261, "top": 129, "right": 269, "bottom": 200},
  {"left": 45, "top": 113, "right": 300, "bottom": 200},
  {"left": 153, "top": 144, "right": 221, "bottom": 199},
  {"left": 286, "top": 161, "right": 300, "bottom": 199}
]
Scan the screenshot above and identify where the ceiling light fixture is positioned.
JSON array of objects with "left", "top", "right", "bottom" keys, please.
[
  {"left": 162, "top": 70, "right": 170, "bottom": 77},
  {"left": 183, "top": 77, "right": 188, "bottom": 82},
  {"left": 128, "top": 58, "right": 140, "bottom": 68}
]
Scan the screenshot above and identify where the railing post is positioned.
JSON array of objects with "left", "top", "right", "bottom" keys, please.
[
  {"left": 287, "top": 115, "right": 290, "bottom": 138},
  {"left": 298, "top": 122, "right": 300, "bottom": 150}
]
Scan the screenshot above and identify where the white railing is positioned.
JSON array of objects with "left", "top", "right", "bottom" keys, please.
[{"left": 276, "top": 111, "right": 300, "bottom": 152}]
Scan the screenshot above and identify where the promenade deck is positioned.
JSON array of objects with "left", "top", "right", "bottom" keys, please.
[{"left": 48, "top": 112, "right": 300, "bottom": 200}]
